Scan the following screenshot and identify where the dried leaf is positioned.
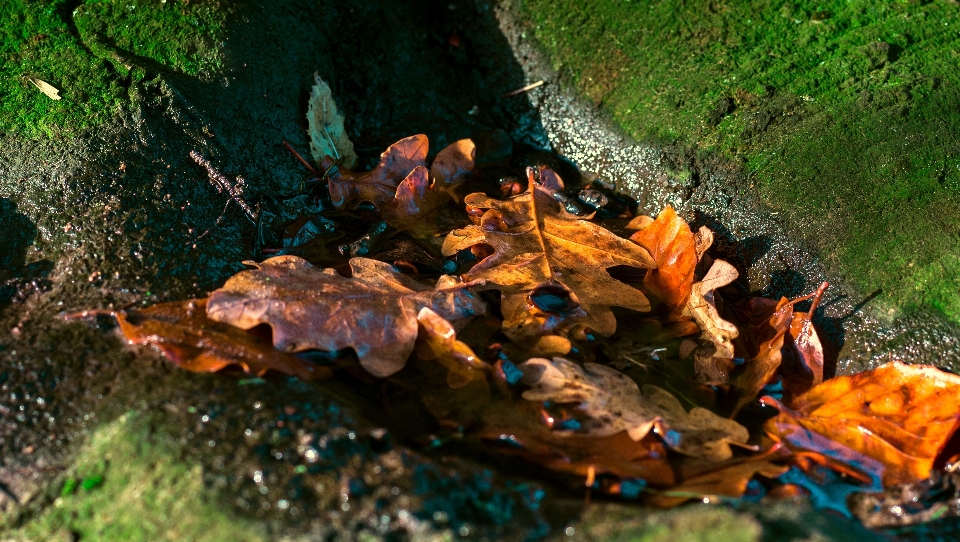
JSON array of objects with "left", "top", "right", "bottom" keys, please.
[
  {"left": 683, "top": 259, "right": 739, "bottom": 358},
  {"left": 728, "top": 296, "right": 794, "bottom": 415},
  {"left": 415, "top": 307, "right": 489, "bottom": 388},
  {"left": 629, "top": 205, "right": 697, "bottom": 320},
  {"left": 307, "top": 74, "right": 357, "bottom": 169},
  {"left": 442, "top": 169, "right": 654, "bottom": 338},
  {"left": 326, "top": 134, "right": 428, "bottom": 210},
  {"left": 480, "top": 421, "right": 676, "bottom": 488},
  {"left": 645, "top": 456, "right": 787, "bottom": 507},
  {"left": 781, "top": 282, "right": 828, "bottom": 398},
  {"left": 763, "top": 361, "right": 960, "bottom": 485},
  {"left": 206, "top": 255, "right": 485, "bottom": 377},
  {"left": 693, "top": 226, "right": 713, "bottom": 260},
  {"left": 29, "top": 77, "right": 61, "bottom": 100},
  {"left": 518, "top": 357, "right": 749, "bottom": 461},
  {"left": 430, "top": 138, "right": 476, "bottom": 187},
  {"left": 114, "top": 299, "right": 328, "bottom": 380}
]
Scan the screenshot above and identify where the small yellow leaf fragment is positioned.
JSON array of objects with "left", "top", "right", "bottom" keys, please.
[{"left": 30, "top": 78, "right": 61, "bottom": 100}]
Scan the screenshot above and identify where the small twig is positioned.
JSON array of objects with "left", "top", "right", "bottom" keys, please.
[
  {"left": 282, "top": 140, "right": 321, "bottom": 176},
  {"left": 501, "top": 80, "right": 544, "bottom": 98},
  {"left": 186, "top": 198, "right": 232, "bottom": 246},
  {"left": 189, "top": 150, "right": 259, "bottom": 221}
]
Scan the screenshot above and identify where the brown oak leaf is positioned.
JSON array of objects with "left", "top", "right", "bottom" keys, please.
[
  {"left": 442, "top": 169, "right": 653, "bottom": 338},
  {"left": 763, "top": 361, "right": 960, "bottom": 486},
  {"left": 325, "top": 134, "right": 428, "bottom": 210},
  {"left": 206, "top": 255, "right": 485, "bottom": 377},
  {"left": 112, "top": 299, "right": 329, "bottom": 380},
  {"left": 415, "top": 307, "right": 489, "bottom": 389},
  {"left": 518, "top": 357, "right": 749, "bottom": 461},
  {"left": 728, "top": 296, "right": 795, "bottom": 415},
  {"left": 683, "top": 259, "right": 739, "bottom": 359}
]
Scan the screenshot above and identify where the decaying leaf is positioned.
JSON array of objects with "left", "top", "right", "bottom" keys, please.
[
  {"left": 442, "top": 168, "right": 654, "bottom": 339},
  {"left": 415, "top": 307, "right": 489, "bottom": 388},
  {"left": 781, "top": 281, "right": 828, "bottom": 398},
  {"left": 645, "top": 455, "right": 788, "bottom": 507},
  {"left": 480, "top": 419, "right": 676, "bottom": 489},
  {"left": 629, "top": 205, "right": 697, "bottom": 320},
  {"left": 113, "top": 299, "right": 328, "bottom": 380},
  {"left": 728, "top": 296, "right": 795, "bottom": 415},
  {"left": 518, "top": 357, "right": 749, "bottom": 461},
  {"left": 307, "top": 74, "right": 357, "bottom": 169},
  {"left": 325, "top": 134, "right": 428, "bottom": 210},
  {"left": 29, "top": 77, "right": 61, "bottom": 100},
  {"left": 206, "top": 255, "right": 485, "bottom": 377},
  {"left": 764, "top": 361, "right": 960, "bottom": 486},
  {"left": 683, "top": 259, "right": 739, "bottom": 358}
]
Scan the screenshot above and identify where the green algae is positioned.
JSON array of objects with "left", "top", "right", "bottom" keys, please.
[
  {"left": 0, "top": 0, "right": 225, "bottom": 139},
  {"left": 521, "top": 0, "right": 960, "bottom": 323},
  {"left": 6, "top": 412, "right": 266, "bottom": 542}
]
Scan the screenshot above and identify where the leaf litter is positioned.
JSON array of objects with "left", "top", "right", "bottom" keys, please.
[{"left": 76, "top": 82, "right": 960, "bottom": 532}]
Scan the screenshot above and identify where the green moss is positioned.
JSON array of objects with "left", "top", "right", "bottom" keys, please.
[
  {"left": 0, "top": 0, "right": 225, "bottom": 139},
  {"left": 522, "top": 0, "right": 960, "bottom": 323},
  {"left": 7, "top": 412, "right": 265, "bottom": 542}
]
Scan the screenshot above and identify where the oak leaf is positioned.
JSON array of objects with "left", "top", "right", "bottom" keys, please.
[
  {"left": 518, "top": 357, "right": 749, "bottom": 461},
  {"left": 683, "top": 259, "right": 739, "bottom": 359},
  {"left": 780, "top": 282, "right": 828, "bottom": 398},
  {"left": 415, "top": 307, "right": 489, "bottom": 389},
  {"left": 629, "top": 205, "right": 697, "bottom": 320},
  {"left": 325, "top": 134, "right": 428, "bottom": 210},
  {"left": 113, "top": 299, "right": 329, "bottom": 380},
  {"left": 206, "top": 255, "right": 485, "bottom": 377},
  {"left": 763, "top": 361, "right": 960, "bottom": 485},
  {"left": 442, "top": 169, "right": 654, "bottom": 338},
  {"left": 728, "top": 296, "right": 795, "bottom": 415}
]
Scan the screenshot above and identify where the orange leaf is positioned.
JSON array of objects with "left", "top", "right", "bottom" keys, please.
[
  {"left": 763, "top": 361, "right": 960, "bottom": 486},
  {"left": 113, "top": 299, "right": 329, "bottom": 380},
  {"left": 415, "top": 307, "right": 489, "bottom": 388},
  {"left": 629, "top": 205, "right": 697, "bottom": 320}
]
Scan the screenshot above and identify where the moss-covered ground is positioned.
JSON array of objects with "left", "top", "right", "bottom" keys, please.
[
  {"left": 6, "top": 412, "right": 265, "bottom": 542},
  {"left": 521, "top": 0, "right": 960, "bottom": 323},
  {"left": 0, "top": 0, "right": 226, "bottom": 139}
]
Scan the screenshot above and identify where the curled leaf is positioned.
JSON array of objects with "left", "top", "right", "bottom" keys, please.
[
  {"left": 728, "top": 296, "right": 794, "bottom": 415},
  {"left": 629, "top": 205, "right": 697, "bottom": 320},
  {"left": 326, "top": 134, "right": 428, "bottom": 210},
  {"left": 416, "top": 307, "right": 489, "bottom": 388},
  {"left": 781, "top": 281, "right": 828, "bottom": 398},
  {"left": 113, "top": 299, "right": 328, "bottom": 380},
  {"left": 518, "top": 357, "right": 749, "bottom": 461},
  {"left": 683, "top": 259, "right": 739, "bottom": 359},
  {"left": 207, "top": 255, "right": 485, "bottom": 377},
  {"left": 307, "top": 74, "right": 357, "bottom": 169},
  {"left": 763, "top": 361, "right": 960, "bottom": 485}
]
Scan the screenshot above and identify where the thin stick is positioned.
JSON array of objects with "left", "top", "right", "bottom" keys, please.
[
  {"left": 186, "top": 199, "right": 232, "bottom": 246},
  {"left": 282, "top": 140, "right": 321, "bottom": 176},
  {"left": 501, "top": 80, "right": 544, "bottom": 98},
  {"left": 189, "top": 151, "right": 259, "bottom": 221}
]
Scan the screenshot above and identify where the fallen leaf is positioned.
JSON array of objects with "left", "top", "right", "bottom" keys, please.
[
  {"left": 113, "top": 299, "right": 328, "bottom": 380},
  {"left": 763, "top": 361, "right": 960, "bottom": 485},
  {"left": 683, "top": 259, "right": 739, "bottom": 358},
  {"left": 781, "top": 282, "right": 829, "bottom": 398},
  {"left": 430, "top": 138, "right": 476, "bottom": 187},
  {"left": 518, "top": 357, "right": 749, "bottom": 461},
  {"left": 307, "top": 73, "right": 357, "bottom": 169},
  {"left": 206, "top": 255, "right": 485, "bottom": 377},
  {"left": 325, "top": 134, "right": 428, "bottom": 210},
  {"left": 629, "top": 205, "right": 697, "bottom": 320},
  {"left": 645, "top": 455, "right": 787, "bottom": 507},
  {"left": 29, "top": 77, "right": 61, "bottom": 100},
  {"left": 479, "top": 419, "right": 676, "bottom": 488},
  {"left": 728, "top": 296, "right": 794, "bottom": 415},
  {"left": 415, "top": 307, "right": 489, "bottom": 388},
  {"left": 442, "top": 169, "right": 653, "bottom": 338}
]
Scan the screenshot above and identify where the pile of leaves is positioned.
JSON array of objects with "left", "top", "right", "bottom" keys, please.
[{"left": 92, "top": 77, "right": 960, "bottom": 520}]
